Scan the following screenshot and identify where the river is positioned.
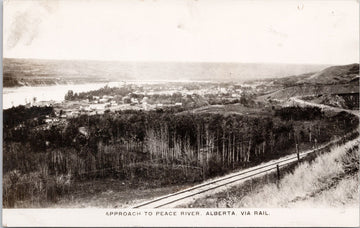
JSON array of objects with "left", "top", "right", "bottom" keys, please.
[
  {"left": 2, "top": 82, "right": 118, "bottom": 109},
  {"left": 2, "top": 80, "right": 195, "bottom": 109}
]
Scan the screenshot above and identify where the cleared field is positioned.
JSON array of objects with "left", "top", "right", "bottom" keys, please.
[
  {"left": 52, "top": 180, "right": 192, "bottom": 208},
  {"left": 179, "top": 104, "right": 269, "bottom": 116}
]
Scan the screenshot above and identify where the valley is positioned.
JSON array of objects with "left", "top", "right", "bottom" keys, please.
[{"left": 2, "top": 62, "right": 359, "bottom": 208}]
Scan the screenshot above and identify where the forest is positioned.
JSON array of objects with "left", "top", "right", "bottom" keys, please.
[{"left": 3, "top": 105, "right": 358, "bottom": 207}]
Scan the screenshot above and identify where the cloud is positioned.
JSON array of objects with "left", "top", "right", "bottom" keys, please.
[
  {"left": 7, "top": 11, "right": 40, "bottom": 49},
  {"left": 6, "top": 0, "right": 59, "bottom": 49}
]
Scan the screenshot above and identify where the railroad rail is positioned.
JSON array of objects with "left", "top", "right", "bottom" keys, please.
[
  {"left": 132, "top": 139, "right": 337, "bottom": 208},
  {"left": 132, "top": 100, "right": 359, "bottom": 208}
]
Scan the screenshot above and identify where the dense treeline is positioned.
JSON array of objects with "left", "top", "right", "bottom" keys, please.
[
  {"left": 4, "top": 107, "right": 357, "bottom": 175},
  {"left": 65, "top": 86, "right": 133, "bottom": 101},
  {"left": 275, "top": 106, "right": 323, "bottom": 120},
  {"left": 3, "top": 106, "right": 54, "bottom": 128},
  {"left": 3, "top": 106, "right": 358, "bottom": 207},
  {"left": 339, "top": 94, "right": 359, "bottom": 110}
]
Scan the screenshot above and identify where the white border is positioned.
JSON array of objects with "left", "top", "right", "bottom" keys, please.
[{"left": 3, "top": 208, "right": 359, "bottom": 227}]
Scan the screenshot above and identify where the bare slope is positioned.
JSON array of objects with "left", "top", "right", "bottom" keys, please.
[
  {"left": 258, "top": 63, "right": 359, "bottom": 101},
  {"left": 300, "top": 63, "right": 359, "bottom": 85}
]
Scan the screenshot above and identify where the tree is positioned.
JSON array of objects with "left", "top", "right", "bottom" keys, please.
[{"left": 65, "top": 90, "right": 74, "bottom": 100}]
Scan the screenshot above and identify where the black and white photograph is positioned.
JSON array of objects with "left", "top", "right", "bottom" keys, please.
[{"left": 2, "top": 0, "right": 359, "bottom": 226}]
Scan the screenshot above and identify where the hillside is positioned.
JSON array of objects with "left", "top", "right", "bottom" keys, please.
[
  {"left": 260, "top": 83, "right": 359, "bottom": 100},
  {"left": 258, "top": 63, "right": 359, "bottom": 101},
  {"left": 182, "top": 137, "right": 359, "bottom": 208},
  {"left": 3, "top": 58, "right": 329, "bottom": 87},
  {"left": 269, "top": 63, "right": 359, "bottom": 86},
  {"left": 299, "top": 63, "right": 359, "bottom": 85}
]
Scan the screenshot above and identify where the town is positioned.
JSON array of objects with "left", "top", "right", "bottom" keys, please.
[{"left": 30, "top": 81, "right": 261, "bottom": 124}]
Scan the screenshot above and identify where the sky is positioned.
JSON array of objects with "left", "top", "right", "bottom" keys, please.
[{"left": 3, "top": 0, "right": 359, "bottom": 64}]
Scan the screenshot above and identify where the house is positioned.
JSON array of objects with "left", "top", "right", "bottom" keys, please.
[
  {"left": 219, "top": 88, "right": 227, "bottom": 93},
  {"left": 82, "top": 106, "right": 91, "bottom": 112},
  {"left": 45, "top": 118, "right": 53, "bottom": 123},
  {"left": 99, "top": 98, "right": 108, "bottom": 103},
  {"left": 89, "top": 104, "right": 106, "bottom": 110},
  {"left": 142, "top": 103, "right": 151, "bottom": 111},
  {"left": 34, "top": 100, "right": 54, "bottom": 107},
  {"left": 103, "top": 95, "right": 114, "bottom": 100},
  {"left": 131, "top": 98, "right": 139, "bottom": 104},
  {"left": 45, "top": 118, "right": 60, "bottom": 123},
  {"left": 141, "top": 97, "right": 149, "bottom": 104},
  {"left": 122, "top": 96, "right": 131, "bottom": 104}
]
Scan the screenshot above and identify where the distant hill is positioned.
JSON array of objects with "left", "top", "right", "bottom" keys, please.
[
  {"left": 3, "top": 58, "right": 329, "bottom": 87},
  {"left": 257, "top": 63, "right": 359, "bottom": 101},
  {"left": 268, "top": 63, "right": 359, "bottom": 86},
  {"left": 298, "top": 63, "right": 359, "bottom": 85}
]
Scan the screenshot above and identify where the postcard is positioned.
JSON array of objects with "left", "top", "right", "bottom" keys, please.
[{"left": 2, "top": 0, "right": 359, "bottom": 227}]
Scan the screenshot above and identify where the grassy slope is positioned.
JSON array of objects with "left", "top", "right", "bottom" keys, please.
[
  {"left": 256, "top": 63, "right": 359, "bottom": 101},
  {"left": 300, "top": 63, "right": 359, "bottom": 84},
  {"left": 52, "top": 181, "right": 192, "bottom": 208},
  {"left": 9, "top": 177, "right": 193, "bottom": 208},
  {"left": 182, "top": 138, "right": 359, "bottom": 208},
  {"left": 258, "top": 83, "right": 359, "bottom": 101}
]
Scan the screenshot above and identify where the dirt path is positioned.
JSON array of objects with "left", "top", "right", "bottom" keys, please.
[{"left": 289, "top": 97, "right": 359, "bottom": 116}]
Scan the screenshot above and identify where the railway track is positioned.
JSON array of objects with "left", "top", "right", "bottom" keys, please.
[
  {"left": 132, "top": 140, "right": 335, "bottom": 208},
  {"left": 132, "top": 100, "right": 358, "bottom": 209}
]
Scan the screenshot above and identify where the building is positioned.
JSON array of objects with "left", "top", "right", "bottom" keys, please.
[
  {"left": 89, "top": 104, "right": 106, "bottom": 110},
  {"left": 99, "top": 98, "right": 108, "bottom": 103},
  {"left": 131, "top": 98, "right": 139, "bottom": 104}
]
